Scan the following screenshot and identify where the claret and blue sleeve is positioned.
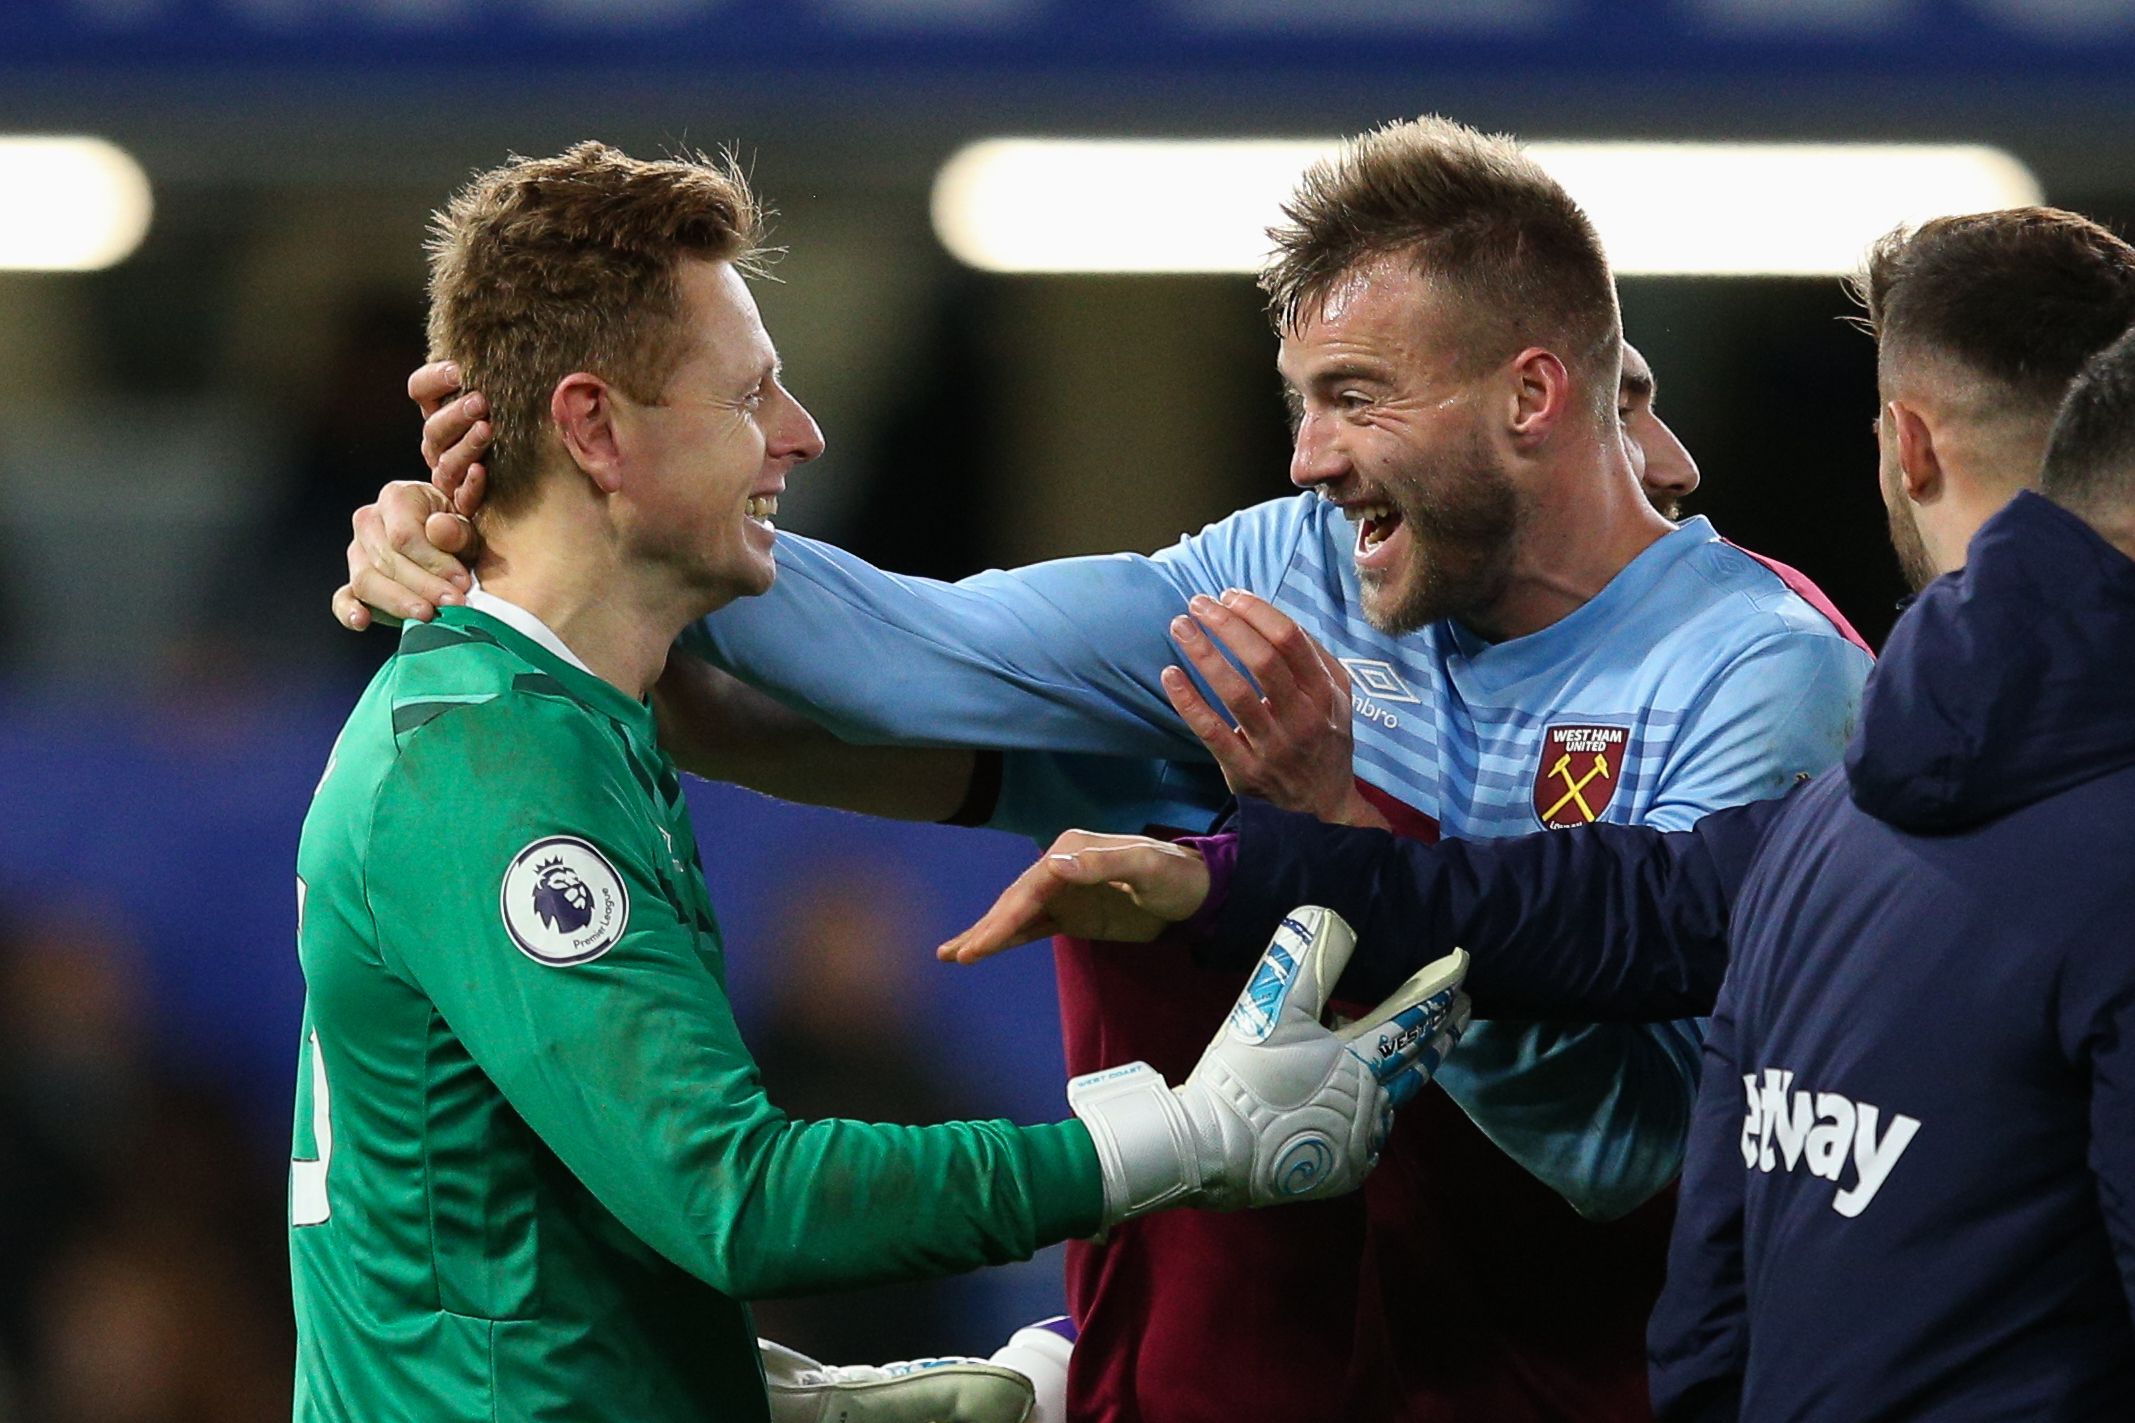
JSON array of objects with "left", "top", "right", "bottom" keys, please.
[{"left": 680, "top": 498, "right": 1311, "bottom": 762}]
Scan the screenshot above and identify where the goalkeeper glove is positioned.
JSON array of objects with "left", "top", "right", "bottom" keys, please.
[
  {"left": 759, "top": 1316, "right": 1074, "bottom": 1423},
  {"left": 760, "top": 1338, "right": 1035, "bottom": 1423},
  {"left": 1068, "top": 904, "right": 1469, "bottom": 1222}
]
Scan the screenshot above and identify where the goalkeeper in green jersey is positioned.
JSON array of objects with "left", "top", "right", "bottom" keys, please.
[{"left": 290, "top": 141, "right": 1469, "bottom": 1423}]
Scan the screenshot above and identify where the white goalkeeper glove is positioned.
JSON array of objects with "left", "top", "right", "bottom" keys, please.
[
  {"left": 760, "top": 1338, "right": 1035, "bottom": 1423},
  {"left": 1068, "top": 904, "right": 1469, "bottom": 1222},
  {"left": 759, "top": 1316, "right": 1074, "bottom": 1423}
]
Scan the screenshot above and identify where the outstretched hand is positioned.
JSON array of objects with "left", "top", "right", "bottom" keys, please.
[
  {"left": 937, "top": 832, "right": 1211, "bottom": 964},
  {"left": 1162, "top": 590, "right": 1389, "bottom": 830}
]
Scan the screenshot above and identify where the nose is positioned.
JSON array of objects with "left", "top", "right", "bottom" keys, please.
[
  {"left": 772, "top": 383, "right": 826, "bottom": 466},
  {"left": 1633, "top": 413, "right": 1700, "bottom": 503},
  {"left": 1289, "top": 410, "right": 1347, "bottom": 490}
]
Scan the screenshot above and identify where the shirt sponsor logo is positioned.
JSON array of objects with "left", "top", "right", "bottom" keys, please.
[
  {"left": 1533, "top": 724, "right": 1627, "bottom": 828},
  {"left": 500, "top": 835, "right": 629, "bottom": 966},
  {"left": 1740, "top": 1067, "right": 1921, "bottom": 1217}
]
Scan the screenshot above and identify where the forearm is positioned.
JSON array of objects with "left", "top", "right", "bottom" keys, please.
[
  {"left": 475, "top": 998, "right": 1105, "bottom": 1300},
  {"left": 1436, "top": 1018, "right": 1702, "bottom": 1220},
  {"left": 684, "top": 534, "right": 1209, "bottom": 761},
  {"left": 684, "top": 1114, "right": 1104, "bottom": 1299},
  {"left": 1201, "top": 797, "right": 1774, "bottom": 1020},
  {"left": 655, "top": 651, "right": 982, "bottom": 823}
]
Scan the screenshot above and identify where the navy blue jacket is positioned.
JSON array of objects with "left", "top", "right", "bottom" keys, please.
[{"left": 1204, "top": 493, "right": 2135, "bottom": 1420}]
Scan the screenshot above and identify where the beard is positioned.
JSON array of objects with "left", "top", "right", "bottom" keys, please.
[
  {"left": 1879, "top": 457, "right": 1938, "bottom": 594},
  {"left": 1886, "top": 497, "right": 1939, "bottom": 594},
  {"left": 1359, "top": 431, "right": 1522, "bottom": 635}
]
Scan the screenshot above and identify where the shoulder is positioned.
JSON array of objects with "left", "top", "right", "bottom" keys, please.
[
  {"left": 374, "top": 635, "right": 638, "bottom": 817},
  {"left": 1673, "top": 531, "right": 1869, "bottom": 655},
  {"left": 1166, "top": 492, "right": 1323, "bottom": 564}
]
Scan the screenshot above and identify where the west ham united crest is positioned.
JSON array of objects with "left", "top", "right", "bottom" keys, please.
[
  {"left": 500, "top": 835, "right": 629, "bottom": 965},
  {"left": 1533, "top": 725, "right": 1626, "bottom": 829}
]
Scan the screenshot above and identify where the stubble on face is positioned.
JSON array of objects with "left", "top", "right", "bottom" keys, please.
[
  {"left": 1877, "top": 426, "right": 1940, "bottom": 594},
  {"left": 1884, "top": 489, "right": 1940, "bottom": 593},
  {"left": 1360, "top": 424, "right": 1522, "bottom": 635}
]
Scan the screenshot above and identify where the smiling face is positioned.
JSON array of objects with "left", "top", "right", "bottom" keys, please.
[
  {"left": 1619, "top": 342, "right": 1701, "bottom": 520},
  {"left": 1279, "top": 256, "right": 1520, "bottom": 635},
  {"left": 619, "top": 259, "right": 824, "bottom": 605}
]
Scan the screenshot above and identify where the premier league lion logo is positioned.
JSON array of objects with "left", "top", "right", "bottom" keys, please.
[
  {"left": 531, "top": 857, "right": 595, "bottom": 935},
  {"left": 502, "top": 836, "right": 629, "bottom": 965}
]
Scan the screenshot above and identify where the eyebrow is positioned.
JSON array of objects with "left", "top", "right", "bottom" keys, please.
[{"left": 1620, "top": 368, "right": 1656, "bottom": 404}]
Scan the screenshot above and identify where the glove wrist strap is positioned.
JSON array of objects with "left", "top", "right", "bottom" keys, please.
[{"left": 1067, "top": 1061, "right": 1200, "bottom": 1225}]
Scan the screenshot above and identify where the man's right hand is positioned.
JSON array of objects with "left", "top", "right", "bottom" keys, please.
[
  {"left": 332, "top": 480, "right": 478, "bottom": 630},
  {"left": 937, "top": 831, "right": 1212, "bottom": 964}
]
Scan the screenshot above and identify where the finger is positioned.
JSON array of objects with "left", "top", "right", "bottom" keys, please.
[
  {"left": 434, "top": 419, "right": 492, "bottom": 496},
  {"left": 349, "top": 565, "right": 439, "bottom": 624},
  {"left": 332, "top": 584, "right": 371, "bottom": 632},
  {"left": 938, "top": 858, "right": 1077, "bottom": 963},
  {"left": 1222, "top": 589, "right": 1342, "bottom": 704},
  {"left": 1170, "top": 614, "right": 1271, "bottom": 740},
  {"left": 422, "top": 391, "right": 487, "bottom": 473},
  {"left": 448, "top": 463, "right": 487, "bottom": 518},
  {"left": 358, "top": 526, "right": 465, "bottom": 609},
  {"left": 372, "top": 484, "right": 471, "bottom": 594},
  {"left": 1350, "top": 986, "right": 1468, "bottom": 1088},
  {"left": 423, "top": 508, "right": 478, "bottom": 559},
  {"left": 1187, "top": 595, "right": 1308, "bottom": 724},
  {"left": 1161, "top": 665, "right": 1258, "bottom": 785},
  {"left": 408, "top": 360, "right": 463, "bottom": 417},
  {"left": 1337, "top": 948, "right": 1470, "bottom": 1055}
]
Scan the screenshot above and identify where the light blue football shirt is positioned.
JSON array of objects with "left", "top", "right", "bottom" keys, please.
[{"left": 682, "top": 492, "right": 1870, "bottom": 1216}]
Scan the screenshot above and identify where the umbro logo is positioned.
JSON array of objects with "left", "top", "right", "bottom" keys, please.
[{"left": 1338, "top": 658, "right": 1420, "bottom": 705}]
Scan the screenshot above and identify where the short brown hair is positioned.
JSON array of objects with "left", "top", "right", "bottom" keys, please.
[
  {"left": 1855, "top": 208, "right": 2135, "bottom": 413},
  {"left": 1260, "top": 117, "right": 1620, "bottom": 401},
  {"left": 426, "top": 141, "right": 764, "bottom": 513},
  {"left": 2042, "top": 319, "right": 2135, "bottom": 518}
]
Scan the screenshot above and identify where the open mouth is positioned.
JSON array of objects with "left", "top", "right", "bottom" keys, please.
[
  {"left": 1349, "top": 501, "right": 1405, "bottom": 567},
  {"left": 745, "top": 494, "right": 778, "bottom": 529}
]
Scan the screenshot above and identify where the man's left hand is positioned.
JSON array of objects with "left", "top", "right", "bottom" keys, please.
[{"left": 1162, "top": 590, "right": 1389, "bottom": 829}]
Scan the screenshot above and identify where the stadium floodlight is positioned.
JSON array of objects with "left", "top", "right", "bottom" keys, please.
[
  {"left": 0, "top": 136, "right": 154, "bottom": 272},
  {"left": 932, "top": 138, "right": 2042, "bottom": 278}
]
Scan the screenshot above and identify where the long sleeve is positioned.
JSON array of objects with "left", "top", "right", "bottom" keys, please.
[
  {"left": 680, "top": 499, "right": 1314, "bottom": 761},
  {"left": 1204, "top": 794, "right": 1785, "bottom": 1020},
  {"left": 367, "top": 700, "right": 1104, "bottom": 1299}
]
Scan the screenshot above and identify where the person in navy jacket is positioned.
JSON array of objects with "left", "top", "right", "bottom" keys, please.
[{"left": 942, "top": 219, "right": 2135, "bottom": 1420}]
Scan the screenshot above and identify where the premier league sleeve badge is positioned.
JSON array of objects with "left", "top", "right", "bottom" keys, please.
[{"left": 500, "top": 835, "right": 631, "bottom": 965}]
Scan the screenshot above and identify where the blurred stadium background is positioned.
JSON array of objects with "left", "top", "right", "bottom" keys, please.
[{"left": 4, "top": 2, "right": 2135, "bottom": 1417}]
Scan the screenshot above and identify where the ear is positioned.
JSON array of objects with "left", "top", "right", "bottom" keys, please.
[
  {"left": 1504, "top": 347, "right": 1573, "bottom": 447},
  {"left": 1887, "top": 400, "right": 1943, "bottom": 505},
  {"left": 551, "top": 373, "right": 627, "bottom": 495}
]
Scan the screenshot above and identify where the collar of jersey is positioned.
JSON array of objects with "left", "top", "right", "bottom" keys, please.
[
  {"left": 1442, "top": 515, "right": 1719, "bottom": 691},
  {"left": 436, "top": 594, "right": 653, "bottom": 729}
]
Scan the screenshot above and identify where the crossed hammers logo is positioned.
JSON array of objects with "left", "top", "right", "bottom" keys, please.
[{"left": 1543, "top": 751, "right": 1613, "bottom": 824}]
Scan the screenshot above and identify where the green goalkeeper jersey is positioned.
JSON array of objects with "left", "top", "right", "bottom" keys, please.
[{"left": 290, "top": 600, "right": 1103, "bottom": 1423}]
